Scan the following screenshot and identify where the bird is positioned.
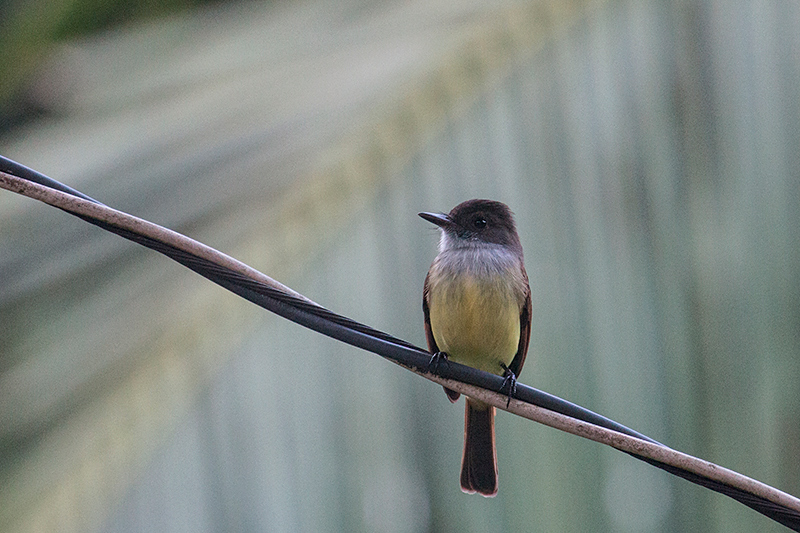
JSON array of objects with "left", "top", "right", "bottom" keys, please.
[{"left": 420, "top": 199, "right": 531, "bottom": 497}]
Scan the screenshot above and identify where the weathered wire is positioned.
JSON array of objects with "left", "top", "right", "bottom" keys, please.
[{"left": 1, "top": 155, "right": 799, "bottom": 530}]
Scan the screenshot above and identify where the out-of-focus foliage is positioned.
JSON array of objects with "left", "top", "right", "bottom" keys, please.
[
  {"left": 2, "top": 1, "right": 799, "bottom": 531},
  {"left": 0, "top": 0, "right": 225, "bottom": 131}
]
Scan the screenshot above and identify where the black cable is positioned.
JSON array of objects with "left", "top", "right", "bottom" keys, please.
[
  {"left": 81, "top": 214, "right": 661, "bottom": 446},
  {"left": 0, "top": 155, "right": 101, "bottom": 205},
  {"left": 2, "top": 155, "right": 799, "bottom": 531}
]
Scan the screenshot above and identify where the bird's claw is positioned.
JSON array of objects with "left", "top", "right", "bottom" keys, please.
[
  {"left": 427, "top": 351, "right": 449, "bottom": 375},
  {"left": 499, "top": 364, "right": 517, "bottom": 408}
]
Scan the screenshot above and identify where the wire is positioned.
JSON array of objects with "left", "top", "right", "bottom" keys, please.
[
  {"left": 1, "top": 154, "right": 799, "bottom": 531},
  {"left": 0, "top": 156, "right": 101, "bottom": 204}
]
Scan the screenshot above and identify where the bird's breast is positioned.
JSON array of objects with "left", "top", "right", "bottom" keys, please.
[{"left": 428, "top": 271, "right": 522, "bottom": 375}]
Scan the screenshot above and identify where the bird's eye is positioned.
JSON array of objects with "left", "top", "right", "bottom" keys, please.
[{"left": 473, "top": 217, "right": 487, "bottom": 229}]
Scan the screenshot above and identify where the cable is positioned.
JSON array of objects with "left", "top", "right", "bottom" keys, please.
[
  {"left": 1, "top": 155, "right": 799, "bottom": 531},
  {"left": 0, "top": 156, "right": 101, "bottom": 204},
  {"left": 78, "top": 212, "right": 661, "bottom": 446}
]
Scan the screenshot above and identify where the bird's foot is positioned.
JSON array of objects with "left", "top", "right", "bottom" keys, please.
[
  {"left": 427, "top": 351, "right": 449, "bottom": 375},
  {"left": 499, "top": 364, "right": 517, "bottom": 408}
]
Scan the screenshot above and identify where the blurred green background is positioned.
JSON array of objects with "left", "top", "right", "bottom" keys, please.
[{"left": 1, "top": 0, "right": 799, "bottom": 532}]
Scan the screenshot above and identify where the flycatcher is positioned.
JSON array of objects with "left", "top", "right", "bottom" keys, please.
[{"left": 420, "top": 199, "right": 531, "bottom": 497}]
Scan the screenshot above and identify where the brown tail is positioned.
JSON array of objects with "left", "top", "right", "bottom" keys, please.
[{"left": 460, "top": 399, "right": 498, "bottom": 497}]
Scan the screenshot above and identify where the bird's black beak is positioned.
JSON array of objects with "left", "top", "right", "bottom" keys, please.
[{"left": 418, "top": 211, "right": 452, "bottom": 228}]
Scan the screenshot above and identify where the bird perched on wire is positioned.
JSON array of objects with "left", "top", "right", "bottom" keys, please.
[{"left": 420, "top": 199, "right": 531, "bottom": 496}]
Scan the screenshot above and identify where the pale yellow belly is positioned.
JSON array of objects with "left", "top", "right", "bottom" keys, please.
[{"left": 428, "top": 275, "right": 520, "bottom": 375}]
